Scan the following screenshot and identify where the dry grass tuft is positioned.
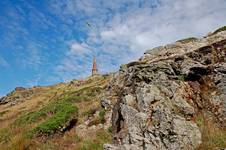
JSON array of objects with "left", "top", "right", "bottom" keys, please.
[{"left": 196, "top": 114, "right": 226, "bottom": 149}]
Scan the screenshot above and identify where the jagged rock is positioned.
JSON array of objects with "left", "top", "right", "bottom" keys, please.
[
  {"left": 104, "top": 110, "right": 113, "bottom": 130},
  {"left": 123, "top": 94, "right": 136, "bottom": 107},
  {"left": 136, "top": 84, "right": 163, "bottom": 112},
  {"left": 101, "top": 98, "right": 111, "bottom": 109},
  {"left": 173, "top": 87, "right": 195, "bottom": 118},
  {"left": 104, "top": 144, "right": 121, "bottom": 150},
  {"left": 105, "top": 31, "right": 226, "bottom": 149},
  {"left": 0, "top": 96, "right": 6, "bottom": 104},
  {"left": 60, "top": 118, "right": 77, "bottom": 132}
]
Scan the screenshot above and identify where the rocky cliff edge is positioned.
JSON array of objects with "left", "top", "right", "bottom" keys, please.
[{"left": 104, "top": 29, "right": 226, "bottom": 150}]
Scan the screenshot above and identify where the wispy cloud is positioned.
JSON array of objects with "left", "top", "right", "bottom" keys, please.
[
  {"left": 1, "top": 0, "right": 226, "bottom": 90},
  {"left": 55, "top": 41, "right": 94, "bottom": 80},
  {"left": 0, "top": 55, "right": 9, "bottom": 67},
  {"left": 53, "top": 0, "right": 226, "bottom": 81}
]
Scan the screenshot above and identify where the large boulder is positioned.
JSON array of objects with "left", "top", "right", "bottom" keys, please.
[{"left": 105, "top": 31, "right": 226, "bottom": 149}]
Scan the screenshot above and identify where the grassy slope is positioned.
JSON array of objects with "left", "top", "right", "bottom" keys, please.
[{"left": 0, "top": 75, "right": 112, "bottom": 150}]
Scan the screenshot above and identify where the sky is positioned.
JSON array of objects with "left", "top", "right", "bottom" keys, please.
[{"left": 0, "top": 0, "right": 226, "bottom": 96}]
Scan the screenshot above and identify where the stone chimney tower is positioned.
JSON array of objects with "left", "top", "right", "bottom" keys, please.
[{"left": 92, "top": 57, "right": 98, "bottom": 76}]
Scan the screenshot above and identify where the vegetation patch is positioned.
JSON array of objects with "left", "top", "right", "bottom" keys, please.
[
  {"left": 177, "top": 37, "right": 198, "bottom": 44},
  {"left": 196, "top": 114, "right": 226, "bottom": 149},
  {"left": 212, "top": 26, "right": 226, "bottom": 35},
  {"left": 35, "top": 107, "right": 77, "bottom": 135},
  {"left": 34, "top": 102, "right": 78, "bottom": 135},
  {"left": 0, "top": 129, "right": 11, "bottom": 144},
  {"left": 0, "top": 76, "right": 110, "bottom": 149},
  {"left": 82, "top": 107, "right": 99, "bottom": 117},
  {"left": 14, "top": 86, "right": 102, "bottom": 136},
  {"left": 14, "top": 99, "right": 78, "bottom": 136},
  {"left": 17, "top": 99, "right": 76, "bottom": 125},
  {"left": 79, "top": 129, "right": 111, "bottom": 150},
  {"left": 88, "top": 109, "right": 106, "bottom": 126},
  {"left": 63, "top": 86, "right": 102, "bottom": 103},
  {"left": 99, "top": 109, "right": 106, "bottom": 123}
]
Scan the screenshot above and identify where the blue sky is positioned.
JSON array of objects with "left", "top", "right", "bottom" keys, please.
[{"left": 0, "top": 0, "right": 226, "bottom": 96}]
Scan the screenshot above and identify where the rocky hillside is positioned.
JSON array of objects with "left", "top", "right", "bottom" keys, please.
[
  {"left": 0, "top": 27, "right": 226, "bottom": 150},
  {"left": 0, "top": 75, "right": 113, "bottom": 150},
  {"left": 104, "top": 28, "right": 226, "bottom": 150}
]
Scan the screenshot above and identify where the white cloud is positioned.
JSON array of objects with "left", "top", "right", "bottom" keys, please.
[
  {"left": 53, "top": 0, "right": 226, "bottom": 80},
  {"left": 55, "top": 41, "right": 94, "bottom": 80},
  {"left": 21, "top": 42, "right": 44, "bottom": 70},
  {"left": 69, "top": 41, "right": 92, "bottom": 56}
]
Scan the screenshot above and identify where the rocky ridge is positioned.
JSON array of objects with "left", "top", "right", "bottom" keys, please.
[{"left": 104, "top": 30, "right": 226, "bottom": 150}]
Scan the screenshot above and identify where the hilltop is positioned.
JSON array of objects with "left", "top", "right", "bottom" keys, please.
[{"left": 0, "top": 75, "right": 113, "bottom": 149}]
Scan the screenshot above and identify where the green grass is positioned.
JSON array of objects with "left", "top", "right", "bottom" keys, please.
[
  {"left": 14, "top": 100, "right": 78, "bottom": 136},
  {"left": 0, "top": 77, "right": 110, "bottom": 149},
  {"left": 75, "top": 87, "right": 102, "bottom": 97},
  {"left": 0, "top": 129, "right": 11, "bottom": 144},
  {"left": 82, "top": 107, "right": 98, "bottom": 117},
  {"left": 99, "top": 109, "right": 106, "bottom": 124},
  {"left": 80, "top": 139, "right": 100, "bottom": 150},
  {"left": 34, "top": 103, "right": 77, "bottom": 135},
  {"left": 15, "top": 100, "right": 69, "bottom": 126},
  {"left": 212, "top": 26, "right": 226, "bottom": 35},
  {"left": 196, "top": 114, "right": 226, "bottom": 149},
  {"left": 79, "top": 129, "right": 111, "bottom": 150},
  {"left": 177, "top": 37, "right": 198, "bottom": 44},
  {"left": 14, "top": 86, "right": 102, "bottom": 136},
  {"left": 61, "top": 95, "right": 85, "bottom": 103},
  {"left": 63, "top": 86, "right": 102, "bottom": 103}
]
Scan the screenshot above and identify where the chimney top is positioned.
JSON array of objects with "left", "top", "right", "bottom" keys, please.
[{"left": 92, "top": 57, "right": 98, "bottom": 76}]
